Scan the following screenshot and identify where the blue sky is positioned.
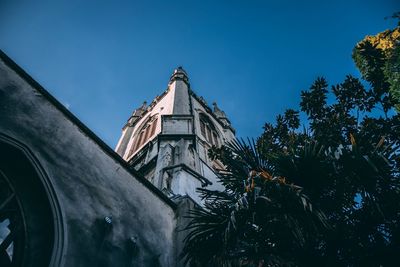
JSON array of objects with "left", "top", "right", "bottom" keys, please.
[{"left": 0, "top": 0, "right": 399, "bottom": 147}]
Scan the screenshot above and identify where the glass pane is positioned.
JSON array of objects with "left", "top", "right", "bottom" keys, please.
[
  {"left": 212, "top": 132, "right": 219, "bottom": 146},
  {"left": 200, "top": 120, "right": 206, "bottom": 136},
  {"left": 206, "top": 126, "right": 212, "bottom": 143},
  {"left": 150, "top": 118, "right": 158, "bottom": 137}
]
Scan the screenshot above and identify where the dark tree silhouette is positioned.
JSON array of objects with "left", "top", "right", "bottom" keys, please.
[{"left": 182, "top": 17, "right": 400, "bottom": 267}]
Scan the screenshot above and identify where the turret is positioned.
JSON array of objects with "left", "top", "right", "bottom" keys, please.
[
  {"left": 115, "top": 67, "right": 236, "bottom": 205},
  {"left": 169, "top": 67, "right": 191, "bottom": 115},
  {"left": 169, "top": 66, "right": 189, "bottom": 86},
  {"left": 128, "top": 101, "right": 147, "bottom": 126}
]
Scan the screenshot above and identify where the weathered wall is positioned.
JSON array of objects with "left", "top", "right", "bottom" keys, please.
[{"left": 0, "top": 52, "right": 183, "bottom": 267}]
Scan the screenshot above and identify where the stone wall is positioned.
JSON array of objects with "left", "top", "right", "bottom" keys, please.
[{"left": 0, "top": 51, "right": 186, "bottom": 267}]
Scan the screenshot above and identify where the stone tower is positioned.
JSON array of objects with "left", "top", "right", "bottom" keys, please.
[{"left": 116, "top": 67, "right": 236, "bottom": 204}]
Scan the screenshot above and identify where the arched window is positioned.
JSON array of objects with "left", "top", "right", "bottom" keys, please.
[
  {"left": 199, "top": 113, "right": 220, "bottom": 147},
  {"left": 127, "top": 115, "right": 158, "bottom": 158},
  {"left": 0, "top": 135, "right": 59, "bottom": 267}
]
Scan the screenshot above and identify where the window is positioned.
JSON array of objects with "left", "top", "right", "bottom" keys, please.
[
  {"left": 0, "top": 176, "right": 23, "bottom": 266},
  {"left": 199, "top": 113, "right": 220, "bottom": 146},
  {"left": 135, "top": 131, "right": 145, "bottom": 151},
  {"left": 0, "top": 138, "right": 55, "bottom": 267},
  {"left": 150, "top": 118, "right": 157, "bottom": 137},
  {"left": 212, "top": 132, "right": 219, "bottom": 147},
  {"left": 127, "top": 116, "right": 158, "bottom": 158},
  {"left": 200, "top": 119, "right": 206, "bottom": 136}
]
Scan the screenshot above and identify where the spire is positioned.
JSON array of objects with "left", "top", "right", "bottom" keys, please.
[
  {"left": 212, "top": 102, "right": 226, "bottom": 118},
  {"left": 126, "top": 101, "right": 147, "bottom": 126},
  {"left": 213, "top": 102, "right": 232, "bottom": 127},
  {"left": 169, "top": 66, "right": 189, "bottom": 86},
  {"left": 131, "top": 101, "right": 147, "bottom": 117}
]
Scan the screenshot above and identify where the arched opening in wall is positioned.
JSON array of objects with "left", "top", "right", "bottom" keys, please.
[
  {"left": 0, "top": 136, "right": 60, "bottom": 267},
  {"left": 199, "top": 113, "right": 220, "bottom": 147},
  {"left": 127, "top": 115, "right": 158, "bottom": 158}
]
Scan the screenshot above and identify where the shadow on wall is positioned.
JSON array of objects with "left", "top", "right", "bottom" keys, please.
[{"left": 0, "top": 134, "right": 165, "bottom": 267}]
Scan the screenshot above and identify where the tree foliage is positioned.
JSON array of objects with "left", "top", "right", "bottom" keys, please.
[
  {"left": 353, "top": 15, "right": 400, "bottom": 111},
  {"left": 182, "top": 18, "right": 400, "bottom": 267},
  {"left": 182, "top": 140, "right": 329, "bottom": 267}
]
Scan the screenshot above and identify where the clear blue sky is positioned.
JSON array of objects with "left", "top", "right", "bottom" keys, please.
[{"left": 1, "top": 0, "right": 399, "bottom": 147}]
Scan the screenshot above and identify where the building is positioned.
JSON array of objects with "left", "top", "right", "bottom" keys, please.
[
  {"left": 116, "top": 67, "right": 235, "bottom": 204},
  {"left": 0, "top": 50, "right": 235, "bottom": 266}
]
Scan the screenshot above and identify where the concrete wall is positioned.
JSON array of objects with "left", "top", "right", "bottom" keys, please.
[{"left": 0, "top": 52, "right": 183, "bottom": 267}]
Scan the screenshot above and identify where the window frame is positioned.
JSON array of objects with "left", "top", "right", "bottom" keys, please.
[{"left": 199, "top": 113, "right": 220, "bottom": 147}]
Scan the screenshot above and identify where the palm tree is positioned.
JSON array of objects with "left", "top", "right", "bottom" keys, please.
[{"left": 181, "top": 139, "right": 328, "bottom": 267}]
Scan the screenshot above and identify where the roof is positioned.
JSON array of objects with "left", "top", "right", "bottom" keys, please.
[{"left": 0, "top": 49, "right": 178, "bottom": 209}]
